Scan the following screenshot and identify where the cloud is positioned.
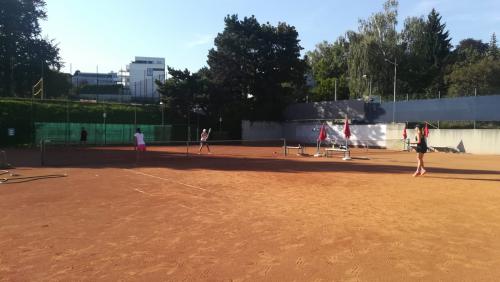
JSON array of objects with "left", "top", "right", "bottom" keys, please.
[{"left": 187, "top": 34, "right": 214, "bottom": 48}]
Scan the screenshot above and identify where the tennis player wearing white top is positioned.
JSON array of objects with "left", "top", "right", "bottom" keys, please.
[
  {"left": 134, "top": 128, "right": 146, "bottom": 151},
  {"left": 198, "top": 129, "right": 211, "bottom": 154}
]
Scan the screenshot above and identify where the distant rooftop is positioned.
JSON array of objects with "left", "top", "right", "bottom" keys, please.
[{"left": 132, "top": 56, "right": 165, "bottom": 65}]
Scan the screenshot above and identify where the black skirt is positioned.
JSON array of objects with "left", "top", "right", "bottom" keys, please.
[{"left": 416, "top": 145, "right": 427, "bottom": 153}]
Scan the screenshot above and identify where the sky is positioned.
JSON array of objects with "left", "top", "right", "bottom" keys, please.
[{"left": 40, "top": 0, "right": 500, "bottom": 74}]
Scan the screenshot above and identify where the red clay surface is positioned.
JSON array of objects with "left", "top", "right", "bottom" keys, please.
[{"left": 1, "top": 146, "right": 500, "bottom": 281}]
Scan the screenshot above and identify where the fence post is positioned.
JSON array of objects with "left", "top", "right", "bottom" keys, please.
[
  {"left": 283, "top": 138, "right": 287, "bottom": 156},
  {"left": 66, "top": 99, "right": 69, "bottom": 145},
  {"left": 40, "top": 139, "right": 45, "bottom": 166},
  {"left": 30, "top": 96, "right": 34, "bottom": 147}
]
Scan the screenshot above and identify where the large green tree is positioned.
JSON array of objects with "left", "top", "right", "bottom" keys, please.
[
  {"left": 0, "top": 0, "right": 63, "bottom": 97},
  {"left": 207, "top": 15, "right": 306, "bottom": 121},
  {"left": 450, "top": 38, "right": 489, "bottom": 66},
  {"left": 398, "top": 12, "right": 451, "bottom": 98},
  {"left": 445, "top": 58, "right": 500, "bottom": 96},
  {"left": 446, "top": 34, "right": 500, "bottom": 96},
  {"left": 398, "top": 16, "right": 430, "bottom": 97},
  {"left": 306, "top": 38, "right": 350, "bottom": 101},
  {"left": 156, "top": 67, "right": 208, "bottom": 121},
  {"left": 347, "top": 0, "right": 400, "bottom": 100},
  {"left": 423, "top": 8, "right": 452, "bottom": 95}
]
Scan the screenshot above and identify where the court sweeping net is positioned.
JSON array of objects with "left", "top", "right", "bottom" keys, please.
[{"left": 40, "top": 138, "right": 292, "bottom": 166}]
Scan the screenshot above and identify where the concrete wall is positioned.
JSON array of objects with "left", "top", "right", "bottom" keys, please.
[
  {"left": 243, "top": 120, "right": 401, "bottom": 148},
  {"left": 385, "top": 123, "right": 407, "bottom": 150},
  {"left": 243, "top": 120, "right": 500, "bottom": 154},
  {"left": 380, "top": 124, "right": 500, "bottom": 154},
  {"left": 241, "top": 121, "right": 283, "bottom": 140},
  {"left": 425, "top": 129, "right": 500, "bottom": 154},
  {"left": 284, "top": 122, "right": 389, "bottom": 147}
]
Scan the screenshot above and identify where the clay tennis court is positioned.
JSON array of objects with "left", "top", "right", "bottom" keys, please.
[{"left": 1, "top": 146, "right": 500, "bottom": 281}]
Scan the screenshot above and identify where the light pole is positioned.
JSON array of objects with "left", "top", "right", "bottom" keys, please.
[
  {"left": 385, "top": 58, "right": 397, "bottom": 123},
  {"left": 193, "top": 105, "right": 201, "bottom": 138},
  {"left": 96, "top": 65, "right": 99, "bottom": 102},
  {"left": 334, "top": 78, "right": 337, "bottom": 101},
  {"left": 159, "top": 101, "right": 164, "bottom": 126},
  {"left": 134, "top": 104, "right": 137, "bottom": 126},
  {"left": 197, "top": 113, "right": 200, "bottom": 138},
  {"left": 103, "top": 112, "right": 107, "bottom": 145},
  {"left": 66, "top": 98, "right": 70, "bottom": 144},
  {"left": 362, "top": 74, "right": 372, "bottom": 99},
  {"left": 186, "top": 105, "right": 191, "bottom": 142}
]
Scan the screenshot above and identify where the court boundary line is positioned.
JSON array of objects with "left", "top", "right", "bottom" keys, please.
[
  {"left": 125, "top": 169, "right": 212, "bottom": 193},
  {"left": 131, "top": 186, "right": 220, "bottom": 213},
  {"left": 133, "top": 188, "right": 155, "bottom": 196}
]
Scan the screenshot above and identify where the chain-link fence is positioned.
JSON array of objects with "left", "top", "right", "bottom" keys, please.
[{"left": 0, "top": 98, "right": 195, "bottom": 146}]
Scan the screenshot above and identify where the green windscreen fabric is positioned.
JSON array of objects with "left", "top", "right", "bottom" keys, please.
[{"left": 35, "top": 122, "right": 171, "bottom": 145}]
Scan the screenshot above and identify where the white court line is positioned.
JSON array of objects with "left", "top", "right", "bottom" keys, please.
[
  {"left": 133, "top": 188, "right": 155, "bottom": 196},
  {"left": 125, "top": 169, "right": 212, "bottom": 193},
  {"left": 177, "top": 203, "right": 195, "bottom": 210}
]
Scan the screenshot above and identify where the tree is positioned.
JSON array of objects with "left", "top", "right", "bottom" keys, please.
[
  {"left": 399, "top": 16, "right": 429, "bottom": 96},
  {"left": 306, "top": 38, "right": 350, "bottom": 101},
  {"left": 424, "top": 9, "right": 452, "bottom": 94},
  {"left": 207, "top": 15, "right": 306, "bottom": 121},
  {"left": 488, "top": 33, "right": 498, "bottom": 59},
  {"left": 156, "top": 67, "right": 208, "bottom": 121},
  {"left": 45, "top": 70, "right": 72, "bottom": 98},
  {"left": 347, "top": 0, "right": 400, "bottom": 100},
  {"left": 0, "top": 0, "right": 62, "bottom": 97},
  {"left": 445, "top": 58, "right": 500, "bottom": 96},
  {"left": 397, "top": 9, "right": 453, "bottom": 98},
  {"left": 446, "top": 34, "right": 500, "bottom": 96},
  {"left": 451, "top": 38, "right": 489, "bottom": 65}
]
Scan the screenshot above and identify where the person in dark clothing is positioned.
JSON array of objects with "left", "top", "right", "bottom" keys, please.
[
  {"left": 80, "top": 127, "right": 88, "bottom": 144},
  {"left": 411, "top": 124, "right": 428, "bottom": 177}
]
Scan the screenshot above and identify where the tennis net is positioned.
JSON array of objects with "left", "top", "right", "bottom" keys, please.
[{"left": 40, "top": 138, "right": 294, "bottom": 166}]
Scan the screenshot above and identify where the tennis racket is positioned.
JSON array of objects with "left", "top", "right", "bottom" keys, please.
[{"left": 207, "top": 128, "right": 211, "bottom": 139}]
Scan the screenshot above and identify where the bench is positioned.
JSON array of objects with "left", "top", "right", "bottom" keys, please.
[
  {"left": 324, "top": 144, "right": 350, "bottom": 157},
  {"left": 284, "top": 145, "right": 305, "bottom": 156}
]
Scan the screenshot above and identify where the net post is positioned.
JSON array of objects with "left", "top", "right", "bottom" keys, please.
[
  {"left": 186, "top": 141, "right": 189, "bottom": 157},
  {"left": 282, "top": 138, "right": 287, "bottom": 156}
]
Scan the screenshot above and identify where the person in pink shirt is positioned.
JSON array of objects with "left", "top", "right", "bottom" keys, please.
[{"left": 134, "top": 128, "right": 146, "bottom": 152}]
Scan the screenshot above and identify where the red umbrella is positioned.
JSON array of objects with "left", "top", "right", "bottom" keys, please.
[
  {"left": 343, "top": 117, "right": 351, "bottom": 139},
  {"left": 318, "top": 123, "right": 327, "bottom": 141},
  {"left": 424, "top": 123, "right": 429, "bottom": 137},
  {"left": 403, "top": 126, "right": 407, "bottom": 139}
]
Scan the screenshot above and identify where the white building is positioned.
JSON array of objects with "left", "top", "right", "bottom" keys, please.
[
  {"left": 127, "top": 56, "right": 165, "bottom": 101},
  {"left": 72, "top": 71, "right": 119, "bottom": 86}
]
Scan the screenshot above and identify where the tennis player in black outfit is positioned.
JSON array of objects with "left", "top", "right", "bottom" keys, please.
[{"left": 411, "top": 124, "right": 428, "bottom": 177}]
